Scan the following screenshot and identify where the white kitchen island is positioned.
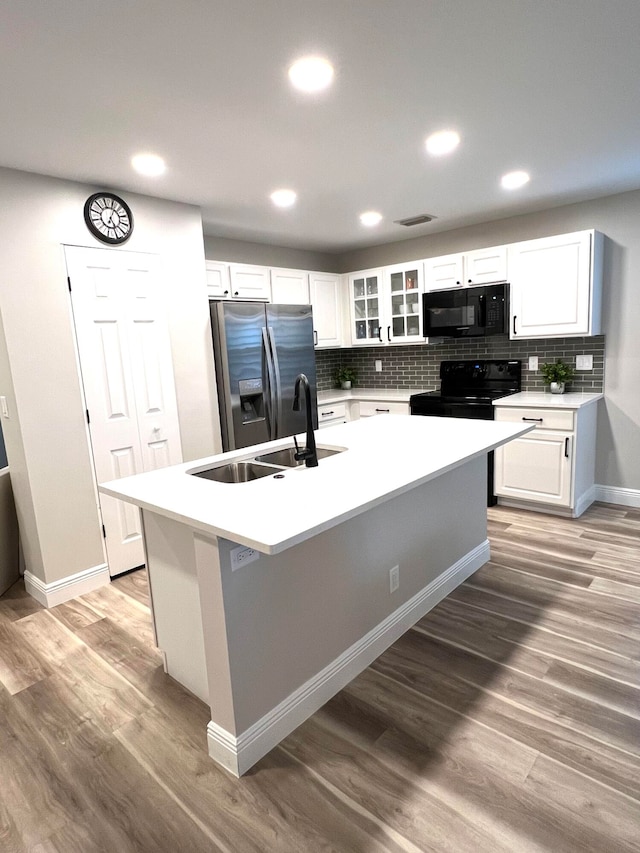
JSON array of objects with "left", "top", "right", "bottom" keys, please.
[{"left": 100, "top": 415, "right": 531, "bottom": 776}]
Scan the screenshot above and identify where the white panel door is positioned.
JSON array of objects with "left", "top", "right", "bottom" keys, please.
[
  {"left": 309, "top": 272, "right": 343, "bottom": 347},
  {"left": 228, "top": 264, "right": 270, "bottom": 300},
  {"left": 270, "top": 268, "right": 310, "bottom": 304},
  {"left": 66, "top": 246, "right": 182, "bottom": 577},
  {"left": 508, "top": 231, "right": 592, "bottom": 338},
  {"left": 494, "top": 431, "right": 572, "bottom": 507}
]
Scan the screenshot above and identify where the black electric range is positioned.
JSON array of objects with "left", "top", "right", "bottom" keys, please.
[{"left": 410, "top": 359, "right": 522, "bottom": 503}]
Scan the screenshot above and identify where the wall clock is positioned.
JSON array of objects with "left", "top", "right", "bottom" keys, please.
[{"left": 83, "top": 192, "right": 134, "bottom": 244}]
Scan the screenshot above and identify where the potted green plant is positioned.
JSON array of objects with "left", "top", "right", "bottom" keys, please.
[
  {"left": 334, "top": 365, "right": 358, "bottom": 390},
  {"left": 540, "top": 359, "right": 575, "bottom": 394}
]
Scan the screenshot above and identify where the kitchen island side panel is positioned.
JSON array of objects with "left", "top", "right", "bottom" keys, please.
[{"left": 196, "top": 456, "right": 487, "bottom": 736}]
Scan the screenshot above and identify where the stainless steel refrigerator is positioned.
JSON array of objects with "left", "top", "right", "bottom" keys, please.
[{"left": 209, "top": 301, "right": 318, "bottom": 451}]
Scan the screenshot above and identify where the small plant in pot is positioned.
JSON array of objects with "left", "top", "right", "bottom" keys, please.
[
  {"left": 334, "top": 365, "right": 358, "bottom": 390},
  {"left": 540, "top": 359, "right": 575, "bottom": 394}
]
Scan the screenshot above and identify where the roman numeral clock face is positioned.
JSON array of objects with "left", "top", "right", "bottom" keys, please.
[{"left": 83, "top": 192, "right": 133, "bottom": 244}]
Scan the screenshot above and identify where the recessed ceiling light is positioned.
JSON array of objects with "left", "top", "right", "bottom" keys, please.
[
  {"left": 360, "top": 211, "right": 382, "bottom": 227},
  {"left": 270, "top": 189, "right": 297, "bottom": 208},
  {"left": 501, "top": 170, "right": 530, "bottom": 189},
  {"left": 131, "top": 153, "right": 166, "bottom": 176},
  {"left": 425, "top": 130, "right": 460, "bottom": 156},
  {"left": 288, "top": 56, "right": 334, "bottom": 92}
]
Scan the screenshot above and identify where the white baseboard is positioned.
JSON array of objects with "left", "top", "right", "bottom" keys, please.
[
  {"left": 594, "top": 484, "right": 640, "bottom": 509},
  {"left": 207, "top": 539, "right": 490, "bottom": 777},
  {"left": 24, "top": 562, "right": 110, "bottom": 608}
]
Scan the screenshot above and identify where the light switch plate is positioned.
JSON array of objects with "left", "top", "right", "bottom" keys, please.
[
  {"left": 0, "top": 396, "right": 8, "bottom": 418},
  {"left": 528, "top": 356, "right": 538, "bottom": 371},
  {"left": 576, "top": 354, "right": 593, "bottom": 370}
]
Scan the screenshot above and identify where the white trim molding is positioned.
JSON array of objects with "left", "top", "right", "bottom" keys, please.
[
  {"left": 24, "top": 562, "right": 110, "bottom": 608},
  {"left": 595, "top": 484, "right": 640, "bottom": 509},
  {"left": 207, "top": 539, "right": 489, "bottom": 777}
]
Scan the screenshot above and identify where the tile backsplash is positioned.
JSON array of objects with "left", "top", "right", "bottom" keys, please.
[{"left": 316, "top": 335, "right": 605, "bottom": 393}]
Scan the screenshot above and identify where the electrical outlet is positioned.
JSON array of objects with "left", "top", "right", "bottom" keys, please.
[
  {"left": 375, "top": 359, "right": 383, "bottom": 372},
  {"left": 576, "top": 354, "right": 593, "bottom": 370},
  {"left": 230, "top": 545, "right": 260, "bottom": 571},
  {"left": 528, "top": 356, "right": 538, "bottom": 371},
  {"left": 389, "top": 565, "right": 399, "bottom": 593}
]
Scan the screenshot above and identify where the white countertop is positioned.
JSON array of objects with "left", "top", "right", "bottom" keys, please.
[
  {"left": 99, "top": 416, "right": 531, "bottom": 555},
  {"left": 493, "top": 391, "right": 603, "bottom": 409},
  {"left": 318, "top": 387, "right": 432, "bottom": 405}
]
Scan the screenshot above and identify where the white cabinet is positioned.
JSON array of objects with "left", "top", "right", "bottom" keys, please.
[
  {"left": 205, "top": 261, "right": 270, "bottom": 300},
  {"left": 424, "top": 246, "right": 507, "bottom": 291},
  {"left": 358, "top": 400, "right": 409, "bottom": 417},
  {"left": 205, "top": 261, "right": 230, "bottom": 299},
  {"left": 309, "top": 272, "right": 344, "bottom": 348},
  {"left": 494, "top": 401, "right": 598, "bottom": 517},
  {"left": 270, "top": 268, "right": 310, "bottom": 304},
  {"left": 317, "top": 401, "right": 348, "bottom": 428},
  {"left": 383, "top": 263, "right": 424, "bottom": 343},
  {"left": 348, "top": 269, "right": 385, "bottom": 345},
  {"left": 508, "top": 230, "right": 603, "bottom": 339},
  {"left": 348, "top": 264, "right": 425, "bottom": 346},
  {"left": 228, "top": 264, "right": 271, "bottom": 300}
]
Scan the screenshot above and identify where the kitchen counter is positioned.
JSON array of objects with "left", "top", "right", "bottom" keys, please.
[
  {"left": 99, "top": 416, "right": 531, "bottom": 776},
  {"left": 493, "top": 391, "right": 603, "bottom": 409},
  {"left": 318, "top": 386, "right": 432, "bottom": 405},
  {"left": 100, "top": 415, "right": 528, "bottom": 555}
]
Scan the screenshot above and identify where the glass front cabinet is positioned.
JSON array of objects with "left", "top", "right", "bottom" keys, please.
[
  {"left": 349, "top": 270, "right": 383, "bottom": 345},
  {"left": 348, "top": 264, "right": 424, "bottom": 345}
]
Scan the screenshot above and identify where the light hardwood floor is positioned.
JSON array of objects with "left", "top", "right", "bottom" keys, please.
[{"left": 1, "top": 502, "right": 639, "bottom": 852}]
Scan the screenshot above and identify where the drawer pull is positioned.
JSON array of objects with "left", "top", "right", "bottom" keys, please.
[
  {"left": 376, "top": 408, "right": 390, "bottom": 413},
  {"left": 522, "top": 417, "right": 543, "bottom": 422},
  {"left": 565, "top": 437, "right": 570, "bottom": 458},
  {"left": 313, "top": 330, "right": 318, "bottom": 346},
  {"left": 321, "top": 410, "right": 335, "bottom": 417}
]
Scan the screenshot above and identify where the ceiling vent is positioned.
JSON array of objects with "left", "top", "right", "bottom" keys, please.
[{"left": 394, "top": 213, "right": 437, "bottom": 227}]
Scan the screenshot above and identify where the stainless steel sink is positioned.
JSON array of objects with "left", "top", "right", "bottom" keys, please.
[
  {"left": 254, "top": 446, "right": 343, "bottom": 468},
  {"left": 192, "top": 461, "right": 280, "bottom": 483}
]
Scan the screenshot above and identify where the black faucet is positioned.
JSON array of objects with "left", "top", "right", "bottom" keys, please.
[{"left": 292, "top": 373, "right": 318, "bottom": 467}]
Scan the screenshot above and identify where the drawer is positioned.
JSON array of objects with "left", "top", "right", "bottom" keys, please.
[
  {"left": 359, "top": 400, "right": 409, "bottom": 417},
  {"left": 318, "top": 402, "right": 347, "bottom": 423},
  {"left": 495, "top": 406, "right": 575, "bottom": 431}
]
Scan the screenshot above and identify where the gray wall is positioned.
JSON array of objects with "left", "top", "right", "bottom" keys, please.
[
  {"left": 333, "top": 189, "right": 640, "bottom": 494},
  {"left": 204, "top": 235, "right": 337, "bottom": 272},
  {"left": 0, "top": 422, "right": 6, "bottom": 469}
]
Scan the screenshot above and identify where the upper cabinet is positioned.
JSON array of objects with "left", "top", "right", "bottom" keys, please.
[
  {"left": 206, "top": 261, "right": 270, "bottom": 300},
  {"left": 384, "top": 263, "right": 423, "bottom": 343},
  {"left": 270, "top": 268, "right": 310, "bottom": 304},
  {"left": 348, "top": 264, "right": 424, "bottom": 345},
  {"left": 309, "top": 272, "right": 343, "bottom": 348},
  {"left": 508, "top": 230, "right": 603, "bottom": 339},
  {"left": 424, "top": 246, "right": 507, "bottom": 291},
  {"left": 349, "top": 269, "right": 384, "bottom": 345}
]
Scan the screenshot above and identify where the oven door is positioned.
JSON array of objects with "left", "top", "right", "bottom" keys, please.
[{"left": 422, "top": 289, "right": 484, "bottom": 337}]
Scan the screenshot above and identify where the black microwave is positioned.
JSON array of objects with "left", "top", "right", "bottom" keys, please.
[{"left": 422, "top": 282, "right": 508, "bottom": 338}]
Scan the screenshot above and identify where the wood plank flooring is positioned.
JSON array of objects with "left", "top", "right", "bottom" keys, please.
[{"left": 1, "top": 502, "right": 639, "bottom": 852}]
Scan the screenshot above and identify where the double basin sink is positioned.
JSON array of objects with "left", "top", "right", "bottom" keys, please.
[{"left": 191, "top": 445, "right": 344, "bottom": 484}]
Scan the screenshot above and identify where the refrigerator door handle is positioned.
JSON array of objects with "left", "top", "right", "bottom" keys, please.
[
  {"left": 262, "top": 327, "right": 277, "bottom": 440},
  {"left": 267, "top": 326, "right": 283, "bottom": 438}
]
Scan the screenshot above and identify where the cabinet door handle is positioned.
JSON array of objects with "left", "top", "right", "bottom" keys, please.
[
  {"left": 522, "top": 417, "right": 543, "bottom": 422},
  {"left": 375, "top": 408, "right": 390, "bottom": 413},
  {"left": 513, "top": 314, "right": 517, "bottom": 335},
  {"left": 565, "top": 437, "right": 570, "bottom": 458},
  {"left": 321, "top": 410, "right": 334, "bottom": 417},
  {"left": 387, "top": 325, "right": 391, "bottom": 342},
  {"left": 377, "top": 325, "right": 382, "bottom": 342},
  {"left": 313, "top": 330, "right": 318, "bottom": 346}
]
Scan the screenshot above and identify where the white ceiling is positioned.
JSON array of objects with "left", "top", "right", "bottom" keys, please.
[{"left": 2, "top": 0, "right": 640, "bottom": 253}]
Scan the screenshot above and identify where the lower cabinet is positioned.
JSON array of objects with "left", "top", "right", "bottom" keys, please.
[
  {"left": 358, "top": 401, "right": 410, "bottom": 417},
  {"left": 317, "top": 402, "right": 348, "bottom": 429},
  {"left": 493, "top": 403, "right": 598, "bottom": 517}
]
